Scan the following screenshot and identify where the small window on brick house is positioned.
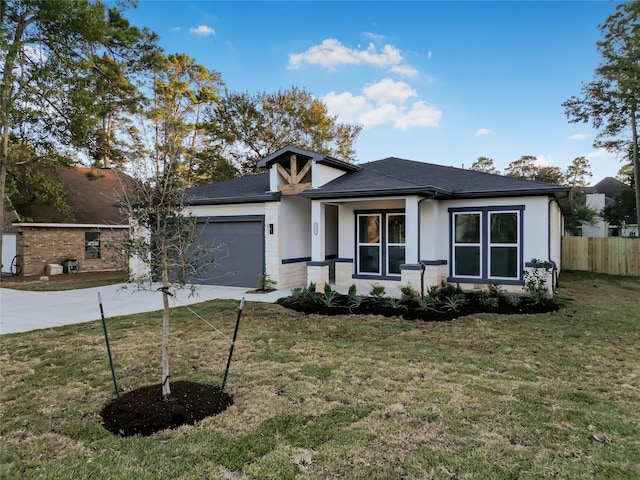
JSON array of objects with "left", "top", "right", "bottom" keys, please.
[{"left": 85, "top": 232, "right": 101, "bottom": 259}]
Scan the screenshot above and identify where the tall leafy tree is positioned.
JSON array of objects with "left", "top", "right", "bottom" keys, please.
[
  {"left": 3, "top": 136, "right": 74, "bottom": 222},
  {"left": 207, "top": 86, "right": 362, "bottom": 175},
  {"left": 0, "top": 0, "right": 150, "bottom": 256},
  {"left": 603, "top": 155, "right": 637, "bottom": 228},
  {"left": 565, "top": 156, "right": 593, "bottom": 187},
  {"left": 533, "top": 166, "right": 565, "bottom": 185},
  {"left": 506, "top": 155, "right": 597, "bottom": 232},
  {"left": 563, "top": 1, "right": 640, "bottom": 227},
  {"left": 152, "top": 53, "right": 223, "bottom": 187},
  {"left": 469, "top": 156, "right": 500, "bottom": 174},
  {"left": 563, "top": 156, "right": 597, "bottom": 235},
  {"left": 505, "top": 155, "right": 539, "bottom": 180}
]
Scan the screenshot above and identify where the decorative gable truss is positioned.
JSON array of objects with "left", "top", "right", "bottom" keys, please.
[{"left": 276, "top": 154, "right": 312, "bottom": 195}]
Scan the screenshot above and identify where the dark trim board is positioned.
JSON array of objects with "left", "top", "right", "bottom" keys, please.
[
  {"left": 420, "top": 260, "right": 448, "bottom": 266},
  {"left": 282, "top": 257, "right": 311, "bottom": 264},
  {"left": 352, "top": 274, "right": 401, "bottom": 281}
]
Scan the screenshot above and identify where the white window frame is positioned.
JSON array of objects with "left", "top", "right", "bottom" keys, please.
[
  {"left": 452, "top": 211, "right": 482, "bottom": 279},
  {"left": 357, "top": 213, "right": 382, "bottom": 275},
  {"left": 386, "top": 213, "right": 406, "bottom": 277},
  {"left": 488, "top": 210, "right": 520, "bottom": 280}
]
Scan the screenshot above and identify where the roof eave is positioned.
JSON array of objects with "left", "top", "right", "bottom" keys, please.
[
  {"left": 186, "top": 192, "right": 280, "bottom": 205},
  {"left": 301, "top": 186, "right": 451, "bottom": 199},
  {"left": 257, "top": 145, "right": 359, "bottom": 172}
]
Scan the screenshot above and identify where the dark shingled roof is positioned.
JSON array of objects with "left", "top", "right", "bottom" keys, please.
[
  {"left": 17, "top": 166, "right": 133, "bottom": 225},
  {"left": 303, "top": 157, "right": 570, "bottom": 200},
  {"left": 584, "top": 176, "right": 630, "bottom": 199},
  {"left": 186, "top": 172, "right": 277, "bottom": 205},
  {"left": 186, "top": 156, "right": 570, "bottom": 212}
]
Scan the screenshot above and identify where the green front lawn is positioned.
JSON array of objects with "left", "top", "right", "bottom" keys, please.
[{"left": 1, "top": 271, "right": 638, "bottom": 479}]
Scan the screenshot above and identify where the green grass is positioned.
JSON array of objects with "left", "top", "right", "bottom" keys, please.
[
  {"left": 1, "top": 271, "right": 639, "bottom": 479},
  {"left": 0, "top": 271, "right": 129, "bottom": 291}
]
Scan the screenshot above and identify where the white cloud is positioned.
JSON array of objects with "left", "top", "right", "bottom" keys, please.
[
  {"left": 361, "top": 104, "right": 402, "bottom": 127},
  {"left": 171, "top": 26, "right": 181, "bottom": 32},
  {"left": 190, "top": 25, "right": 215, "bottom": 36},
  {"left": 364, "top": 32, "right": 385, "bottom": 41},
  {"left": 587, "top": 148, "right": 612, "bottom": 158},
  {"left": 390, "top": 64, "right": 419, "bottom": 77},
  {"left": 393, "top": 101, "right": 442, "bottom": 129},
  {"left": 289, "top": 38, "right": 417, "bottom": 77},
  {"left": 569, "top": 133, "right": 588, "bottom": 140},
  {"left": 322, "top": 91, "right": 370, "bottom": 122},
  {"left": 363, "top": 78, "right": 417, "bottom": 105},
  {"left": 322, "top": 78, "right": 442, "bottom": 130},
  {"left": 475, "top": 128, "right": 495, "bottom": 137},
  {"left": 535, "top": 155, "right": 552, "bottom": 167}
]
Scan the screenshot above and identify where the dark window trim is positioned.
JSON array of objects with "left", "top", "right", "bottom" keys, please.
[
  {"left": 448, "top": 205, "right": 525, "bottom": 283},
  {"left": 354, "top": 208, "right": 405, "bottom": 278},
  {"left": 85, "top": 231, "right": 101, "bottom": 260}
]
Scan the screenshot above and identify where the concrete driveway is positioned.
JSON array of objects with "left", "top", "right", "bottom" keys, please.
[{"left": 0, "top": 283, "right": 291, "bottom": 335}]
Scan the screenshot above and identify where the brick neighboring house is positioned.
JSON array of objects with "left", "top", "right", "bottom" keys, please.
[{"left": 11, "top": 167, "right": 133, "bottom": 277}]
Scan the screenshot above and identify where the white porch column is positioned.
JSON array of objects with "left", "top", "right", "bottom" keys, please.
[
  {"left": 311, "top": 200, "right": 325, "bottom": 261},
  {"left": 405, "top": 196, "right": 419, "bottom": 264},
  {"left": 308, "top": 200, "right": 328, "bottom": 290}
]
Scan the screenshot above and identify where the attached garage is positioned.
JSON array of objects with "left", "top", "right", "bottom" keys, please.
[{"left": 191, "top": 216, "right": 265, "bottom": 288}]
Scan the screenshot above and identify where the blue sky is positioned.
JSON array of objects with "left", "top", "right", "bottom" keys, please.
[{"left": 125, "top": 1, "right": 625, "bottom": 184}]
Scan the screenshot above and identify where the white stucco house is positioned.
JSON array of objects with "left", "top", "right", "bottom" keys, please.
[
  {"left": 151, "top": 146, "right": 570, "bottom": 296},
  {"left": 579, "top": 177, "right": 638, "bottom": 237}
]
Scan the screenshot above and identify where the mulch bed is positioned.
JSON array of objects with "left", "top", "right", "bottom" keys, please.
[
  {"left": 277, "top": 295, "right": 560, "bottom": 322},
  {"left": 101, "top": 380, "right": 233, "bottom": 437}
]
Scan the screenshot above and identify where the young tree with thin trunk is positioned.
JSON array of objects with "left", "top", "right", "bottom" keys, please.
[{"left": 121, "top": 53, "right": 224, "bottom": 399}]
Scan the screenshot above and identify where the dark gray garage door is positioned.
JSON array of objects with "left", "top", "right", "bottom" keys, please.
[{"left": 191, "top": 217, "right": 264, "bottom": 288}]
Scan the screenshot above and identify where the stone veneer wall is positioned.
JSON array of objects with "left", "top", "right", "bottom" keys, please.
[
  {"left": 277, "top": 261, "right": 307, "bottom": 289},
  {"left": 16, "top": 226, "right": 128, "bottom": 276}
]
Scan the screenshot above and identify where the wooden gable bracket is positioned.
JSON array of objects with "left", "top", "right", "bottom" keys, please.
[{"left": 276, "top": 154, "right": 312, "bottom": 195}]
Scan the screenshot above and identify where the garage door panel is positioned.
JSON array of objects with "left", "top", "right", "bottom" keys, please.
[{"left": 190, "top": 220, "right": 264, "bottom": 287}]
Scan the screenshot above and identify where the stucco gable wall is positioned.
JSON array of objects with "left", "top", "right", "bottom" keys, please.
[{"left": 312, "top": 162, "right": 349, "bottom": 188}]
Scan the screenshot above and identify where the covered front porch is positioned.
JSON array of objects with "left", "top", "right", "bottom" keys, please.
[{"left": 305, "top": 195, "right": 448, "bottom": 294}]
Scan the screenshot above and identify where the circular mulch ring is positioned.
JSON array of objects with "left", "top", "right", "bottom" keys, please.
[{"left": 101, "top": 380, "right": 233, "bottom": 437}]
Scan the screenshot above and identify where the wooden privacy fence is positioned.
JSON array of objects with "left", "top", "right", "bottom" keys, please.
[{"left": 562, "top": 236, "right": 640, "bottom": 277}]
